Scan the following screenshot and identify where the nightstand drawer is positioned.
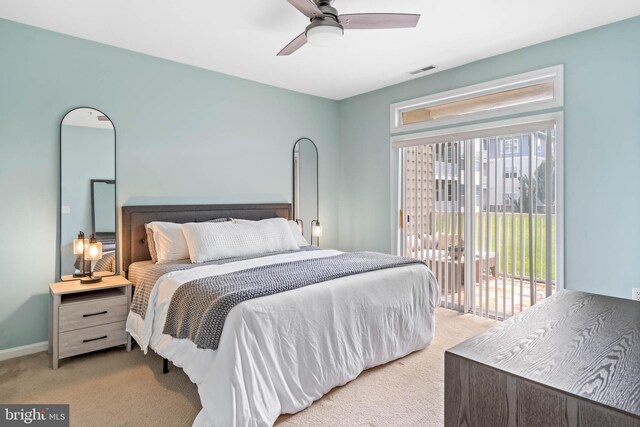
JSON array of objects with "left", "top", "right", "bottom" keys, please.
[
  {"left": 59, "top": 296, "right": 128, "bottom": 332},
  {"left": 59, "top": 321, "right": 127, "bottom": 359}
]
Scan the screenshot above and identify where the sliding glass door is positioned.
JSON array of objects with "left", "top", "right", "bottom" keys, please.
[{"left": 399, "top": 124, "right": 558, "bottom": 319}]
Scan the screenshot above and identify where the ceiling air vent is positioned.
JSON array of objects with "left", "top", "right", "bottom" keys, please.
[{"left": 409, "top": 65, "right": 436, "bottom": 75}]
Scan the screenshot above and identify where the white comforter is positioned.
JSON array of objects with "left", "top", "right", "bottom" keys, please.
[{"left": 126, "top": 249, "right": 439, "bottom": 427}]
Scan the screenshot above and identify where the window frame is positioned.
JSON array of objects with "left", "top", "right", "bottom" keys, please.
[
  {"left": 390, "top": 65, "right": 563, "bottom": 134},
  {"left": 503, "top": 139, "right": 520, "bottom": 155}
]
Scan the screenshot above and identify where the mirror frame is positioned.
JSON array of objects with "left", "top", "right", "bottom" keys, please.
[
  {"left": 59, "top": 107, "right": 118, "bottom": 281},
  {"left": 292, "top": 137, "right": 319, "bottom": 244},
  {"left": 91, "top": 179, "right": 116, "bottom": 240}
]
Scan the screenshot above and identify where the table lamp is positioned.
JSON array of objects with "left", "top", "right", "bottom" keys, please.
[
  {"left": 80, "top": 233, "right": 103, "bottom": 284},
  {"left": 72, "top": 231, "right": 89, "bottom": 278}
]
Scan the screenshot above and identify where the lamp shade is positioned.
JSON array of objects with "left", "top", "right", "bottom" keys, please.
[
  {"left": 306, "top": 24, "right": 343, "bottom": 47},
  {"left": 312, "top": 222, "right": 323, "bottom": 237},
  {"left": 84, "top": 236, "right": 102, "bottom": 261},
  {"left": 73, "top": 231, "right": 87, "bottom": 255}
]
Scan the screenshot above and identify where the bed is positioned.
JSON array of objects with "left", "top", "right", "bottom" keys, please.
[{"left": 123, "top": 203, "right": 439, "bottom": 427}]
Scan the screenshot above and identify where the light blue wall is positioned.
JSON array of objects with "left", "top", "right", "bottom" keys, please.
[
  {"left": 60, "top": 125, "right": 115, "bottom": 276},
  {"left": 2, "top": 15, "right": 639, "bottom": 351},
  {"left": 0, "top": 18, "right": 340, "bottom": 350},
  {"left": 338, "top": 16, "right": 640, "bottom": 300}
]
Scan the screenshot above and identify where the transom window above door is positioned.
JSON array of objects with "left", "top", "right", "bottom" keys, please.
[{"left": 390, "top": 65, "right": 563, "bottom": 133}]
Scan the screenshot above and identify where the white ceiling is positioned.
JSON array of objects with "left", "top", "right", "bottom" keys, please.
[{"left": 1, "top": 0, "right": 639, "bottom": 100}]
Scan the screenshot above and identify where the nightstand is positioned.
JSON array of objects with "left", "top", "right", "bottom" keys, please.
[{"left": 49, "top": 275, "right": 132, "bottom": 369}]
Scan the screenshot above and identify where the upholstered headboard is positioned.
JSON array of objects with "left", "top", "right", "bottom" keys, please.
[{"left": 121, "top": 203, "right": 291, "bottom": 274}]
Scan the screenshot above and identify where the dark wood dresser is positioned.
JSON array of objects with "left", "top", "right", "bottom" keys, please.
[{"left": 445, "top": 290, "right": 640, "bottom": 426}]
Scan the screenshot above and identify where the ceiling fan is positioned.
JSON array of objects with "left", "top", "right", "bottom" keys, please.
[{"left": 278, "top": 0, "right": 420, "bottom": 56}]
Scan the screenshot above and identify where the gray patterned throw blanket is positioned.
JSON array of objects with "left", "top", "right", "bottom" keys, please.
[
  {"left": 163, "top": 252, "right": 424, "bottom": 350},
  {"left": 130, "top": 247, "right": 320, "bottom": 319}
]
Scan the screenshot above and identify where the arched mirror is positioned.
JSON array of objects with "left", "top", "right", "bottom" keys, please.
[
  {"left": 60, "top": 108, "right": 117, "bottom": 281},
  {"left": 292, "top": 138, "right": 321, "bottom": 245}
]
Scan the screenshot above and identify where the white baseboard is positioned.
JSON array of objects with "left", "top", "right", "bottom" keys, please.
[{"left": 0, "top": 341, "right": 48, "bottom": 362}]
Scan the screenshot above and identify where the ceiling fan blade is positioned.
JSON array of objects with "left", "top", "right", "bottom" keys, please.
[
  {"left": 286, "top": 0, "right": 323, "bottom": 18},
  {"left": 339, "top": 13, "right": 420, "bottom": 30},
  {"left": 277, "top": 32, "right": 307, "bottom": 56}
]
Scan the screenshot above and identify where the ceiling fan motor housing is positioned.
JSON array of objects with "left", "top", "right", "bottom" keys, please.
[
  {"left": 315, "top": 0, "right": 335, "bottom": 7},
  {"left": 306, "top": 2, "right": 343, "bottom": 35},
  {"left": 318, "top": 2, "right": 338, "bottom": 18}
]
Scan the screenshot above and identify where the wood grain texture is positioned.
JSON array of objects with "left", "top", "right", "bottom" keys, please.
[
  {"left": 58, "top": 321, "right": 127, "bottom": 359},
  {"left": 446, "top": 354, "right": 640, "bottom": 427},
  {"left": 51, "top": 274, "right": 130, "bottom": 295},
  {"left": 50, "top": 293, "right": 60, "bottom": 368},
  {"left": 58, "top": 295, "right": 127, "bottom": 332},
  {"left": 446, "top": 290, "right": 640, "bottom": 418},
  {"left": 469, "top": 362, "right": 508, "bottom": 426},
  {"left": 50, "top": 276, "right": 132, "bottom": 369},
  {"left": 121, "top": 203, "right": 292, "bottom": 273},
  {"left": 125, "top": 284, "right": 132, "bottom": 351}
]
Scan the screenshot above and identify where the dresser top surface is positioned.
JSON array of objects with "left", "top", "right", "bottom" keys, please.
[{"left": 447, "top": 290, "right": 640, "bottom": 416}]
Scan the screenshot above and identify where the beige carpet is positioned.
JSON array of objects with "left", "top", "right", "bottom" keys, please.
[{"left": 0, "top": 308, "right": 496, "bottom": 426}]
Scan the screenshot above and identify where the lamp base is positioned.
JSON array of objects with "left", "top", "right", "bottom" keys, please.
[
  {"left": 73, "top": 273, "right": 87, "bottom": 278},
  {"left": 81, "top": 276, "right": 102, "bottom": 285}
]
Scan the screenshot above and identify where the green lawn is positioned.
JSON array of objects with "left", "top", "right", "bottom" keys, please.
[{"left": 429, "top": 212, "right": 555, "bottom": 282}]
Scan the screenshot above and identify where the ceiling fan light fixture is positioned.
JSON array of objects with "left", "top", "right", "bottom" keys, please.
[
  {"left": 279, "top": 0, "right": 420, "bottom": 56},
  {"left": 306, "top": 23, "right": 344, "bottom": 47}
]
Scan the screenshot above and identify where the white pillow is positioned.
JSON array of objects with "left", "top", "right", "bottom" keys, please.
[
  {"left": 182, "top": 217, "right": 300, "bottom": 263},
  {"left": 144, "top": 224, "right": 159, "bottom": 263},
  {"left": 146, "top": 221, "right": 190, "bottom": 263},
  {"left": 288, "top": 220, "right": 309, "bottom": 247},
  {"left": 232, "top": 218, "right": 309, "bottom": 247}
]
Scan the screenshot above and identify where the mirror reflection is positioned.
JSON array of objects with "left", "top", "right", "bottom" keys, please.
[
  {"left": 92, "top": 179, "right": 116, "bottom": 239},
  {"left": 60, "top": 108, "right": 117, "bottom": 280},
  {"left": 293, "top": 138, "right": 320, "bottom": 244}
]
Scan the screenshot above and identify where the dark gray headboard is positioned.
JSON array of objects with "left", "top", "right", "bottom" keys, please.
[{"left": 121, "top": 203, "right": 292, "bottom": 274}]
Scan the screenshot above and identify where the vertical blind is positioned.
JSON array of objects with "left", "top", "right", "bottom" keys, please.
[{"left": 401, "top": 127, "right": 556, "bottom": 319}]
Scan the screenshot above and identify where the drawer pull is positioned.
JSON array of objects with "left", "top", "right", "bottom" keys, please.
[
  {"left": 83, "top": 335, "right": 108, "bottom": 343},
  {"left": 83, "top": 310, "right": 108, "bottom": 318}
]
